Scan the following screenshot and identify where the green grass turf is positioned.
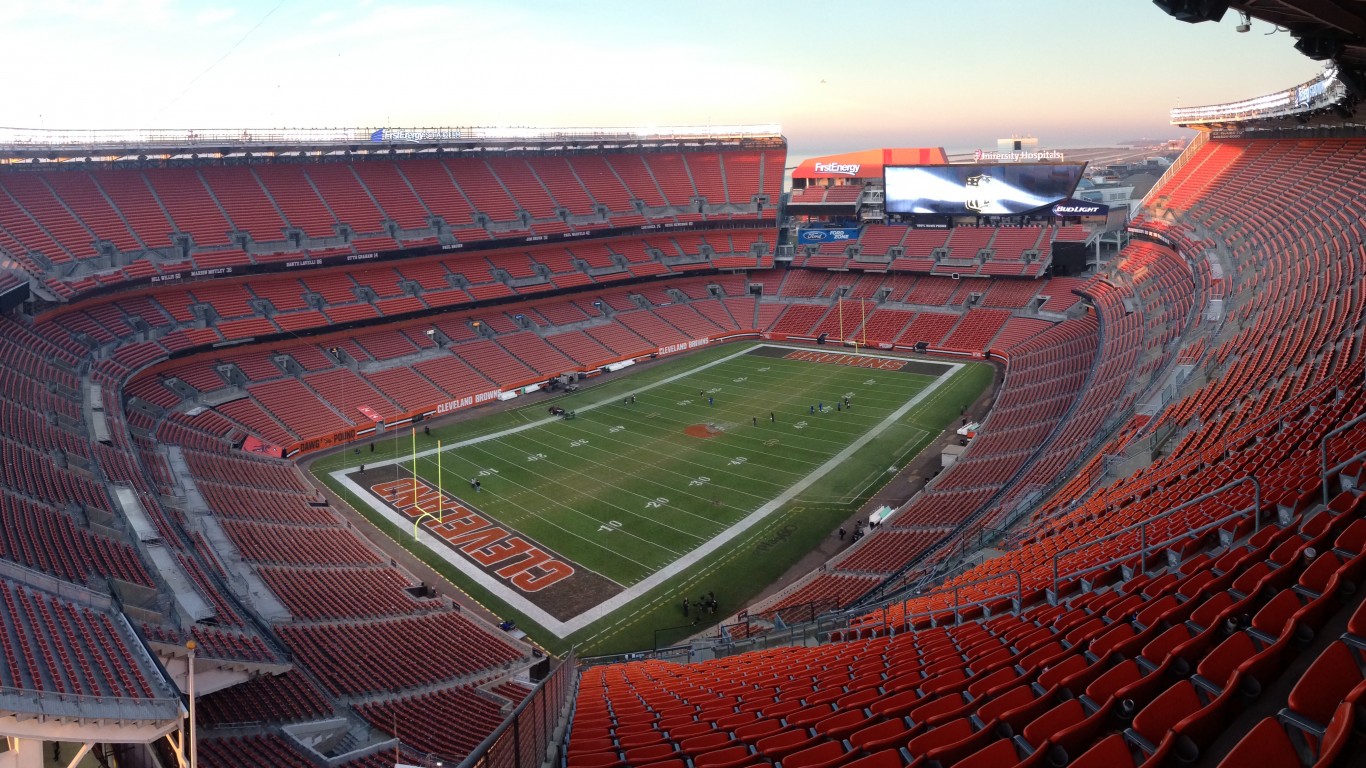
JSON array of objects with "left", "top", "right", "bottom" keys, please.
[{"left": 314, "top": 343, "right": 992, "bottom": 655}]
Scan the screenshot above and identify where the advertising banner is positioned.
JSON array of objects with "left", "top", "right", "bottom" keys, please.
[
  {"left": 797, "top": 228, "right": 862, "bottom": 244},
  {"left": 241, "top": 435, "right": 284, "bottom": 458},
  {"left": 1051, "top": 198, "right": 1110, "bottom": 217}
]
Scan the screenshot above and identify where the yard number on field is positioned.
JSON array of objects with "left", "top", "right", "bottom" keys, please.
[
  {"left": 609, "top": 425, "right": 625, "bottom": 433},
  {"left": 526, "top": 453, "right": 547, "bottom": 462},
  {"left": 729, "top": 456, "right": 748, "bottom": 466},
  {"left": 689, "top": 476, "right": 711, "bottom": 487},
  {"left": 569, "top": 439, "right": 589, "bottom": 448},
  {"left": 597, "top": 520, "right": 623, "bottom": 533},
  {"left": 645, "top": 497, "right": 669, "bottom": 509}
]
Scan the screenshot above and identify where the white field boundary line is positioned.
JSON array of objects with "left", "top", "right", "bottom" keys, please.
[{"left": 331, "top": 345, "right": 963, "bottom": 638}]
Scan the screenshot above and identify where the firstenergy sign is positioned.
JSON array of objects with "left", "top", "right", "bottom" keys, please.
[{"left": 813, "top": 162, "right": 861, "bottom": 176}]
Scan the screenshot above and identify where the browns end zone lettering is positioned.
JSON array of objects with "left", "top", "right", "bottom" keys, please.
[
  {"left": 370, "top": 478, "right": 574, "bottom": 592},
  {"left": 658, "top": 338, "right": 710, "bottom": 356},
  {"left": 435, "top": 389, "right": 501, "bottom": 415}
]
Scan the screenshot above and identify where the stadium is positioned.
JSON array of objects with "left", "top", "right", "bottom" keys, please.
[{"left": 1, "top": 1, "right": 1366, "bottom": 767}]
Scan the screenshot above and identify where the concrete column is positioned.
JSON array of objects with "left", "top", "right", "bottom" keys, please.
[{"left": 0, "top": 737, "right": 45, "bottom": 768}]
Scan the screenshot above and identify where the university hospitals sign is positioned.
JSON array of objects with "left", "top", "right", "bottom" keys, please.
[{"left": 974, "top": 149, "right": 1065, "bottom": 162}]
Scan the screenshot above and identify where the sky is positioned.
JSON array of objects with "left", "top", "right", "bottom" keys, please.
[{"left": 0, "top": 0, "right": 1323, "bottom": 158}]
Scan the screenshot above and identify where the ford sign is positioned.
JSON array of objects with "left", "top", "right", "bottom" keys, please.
[{"left": 798, "top": 228, "right": 861, "bottom": 243}]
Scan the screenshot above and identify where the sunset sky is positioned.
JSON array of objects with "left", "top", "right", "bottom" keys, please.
[{"left": 0, "top": 0, "right": 1321, "bottom": 157}]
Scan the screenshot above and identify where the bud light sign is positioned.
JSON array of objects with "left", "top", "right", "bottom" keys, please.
[
  {"left": 798, "top": 228, "right": 861, "bottom": 244},
  {"left": 1051, "top": 198, "right": 1109, "bottom": 217}
]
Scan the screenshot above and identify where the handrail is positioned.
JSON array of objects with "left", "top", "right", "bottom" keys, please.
[
  {"left": 1321, "top": 412, "right": 1366, "bottom": 505},
  {"left": 1049, "top": 506, "right": 1251, "bottom": 598},
  {"left": 848, "top": 570, "right": 1022, "bottom": 634},
  {"left": 456, "top": 652, "right": 573, "bottom": 768},
  {"left": 1051, "top": 475, "right": 1260, "bottom": 595},
  {"left": 954, "top": 570, "right": 1022, "bottom": 620},
  {"left": 1140, "top": 131, "right": 1209, "bottom": 215}
]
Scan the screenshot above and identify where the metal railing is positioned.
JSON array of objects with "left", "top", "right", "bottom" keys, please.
[
  {"left": 841, "top": 570, "right": 1023, "bottom": 636},
  {"left": 1140, "top": 131, "right": 1209, "bottom": 213},
  {"left": 1050, "top": 476, "right": 1261, "bottom": 595},
  {"left": 457, "top": 655, "right": 573, "bottom": 768},
  {"left": 0, "top": 685, "right": 181, "bottom": 722},
  {"left": 1321, "top": 413, "right": 1366, "bottom": 505}
]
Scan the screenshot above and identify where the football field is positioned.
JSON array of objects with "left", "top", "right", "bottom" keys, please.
[{"left": 325, "top": 342, "right": 990, "bottom": 649}]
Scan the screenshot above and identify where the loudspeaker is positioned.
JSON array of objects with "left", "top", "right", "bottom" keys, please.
[
  {"left": 1336, "top": 67, "right": 1365, "bottom": 99},
  {"left": 1294, "top": 36, "right": 1344, "bottom": 61},
  {"left": 816, "top": 333, "right": 828, "bottom": 345},
  {"left": 1153, "top": 0, "right": 1228, "bottom": 23}
]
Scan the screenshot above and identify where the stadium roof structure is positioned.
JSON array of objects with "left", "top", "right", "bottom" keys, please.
[
  {"left": 791, "top": 147, "right": 948, "bottom": 181},
  {"left": 1233, "top": 1, "right": 1366, "bottom": 68},
  {"left": 0, "top": 124, "right": 785, "bottom": 163}
]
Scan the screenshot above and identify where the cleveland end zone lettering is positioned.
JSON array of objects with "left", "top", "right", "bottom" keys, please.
[{"left": 370, "top": 478, "right": 574, "bottom": 592}]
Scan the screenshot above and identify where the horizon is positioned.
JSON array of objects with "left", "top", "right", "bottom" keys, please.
[{"left": 1, "top": 1, "right": 1322, "bottom": 159}]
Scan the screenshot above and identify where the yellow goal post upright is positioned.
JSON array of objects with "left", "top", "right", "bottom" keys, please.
[
  {"left": 839, "top": 295, "right": 865, "bottom": 353},
  {"left": 838, "top": 294, "right": 860, "bottom": 353},
  {"left": 860, "top": 297, "right": 868, "bottom": 352},
  {"left": 411, "top": 427, "right": 445, "bottom": 538}
]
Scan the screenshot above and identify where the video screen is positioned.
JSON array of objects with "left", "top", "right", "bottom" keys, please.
[{"left": 884, "top": 163, "right": 1086, "bottom": 216}]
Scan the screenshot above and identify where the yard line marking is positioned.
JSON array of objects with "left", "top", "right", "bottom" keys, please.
[
  {"left": 332, "top": 345, "right": 965, "bottom": 637},
  {"left": 423, "top": 442, "right": 693, "bottom": 557},
  {"left": 463, "top": 430, "right": 731, "bottom": 532},
  {"left": 506, "top": 427, "right": 773, "bottom": 512},
  {"left": 358, "top": 344, "right": 772, "bottom": 471}
]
